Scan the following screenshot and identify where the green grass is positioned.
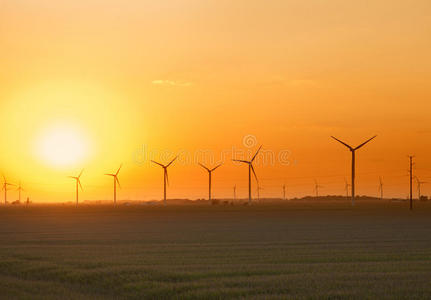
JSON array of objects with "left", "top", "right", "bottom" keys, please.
[{"left": 0, "top": 201, "right": 431, "bottom": 299}]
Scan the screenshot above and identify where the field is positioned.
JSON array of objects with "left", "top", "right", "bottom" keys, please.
[{"left": 1, "top": 200, "right": 431, "bottom": 299}]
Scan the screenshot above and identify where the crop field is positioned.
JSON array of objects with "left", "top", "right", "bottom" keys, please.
[{"left": 0, "top": 200, "right": 431, "bottom": 299}]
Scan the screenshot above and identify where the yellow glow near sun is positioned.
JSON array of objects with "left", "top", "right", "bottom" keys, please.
[{"left": 37, "top": 125, "right": 89, "bottom": 167}]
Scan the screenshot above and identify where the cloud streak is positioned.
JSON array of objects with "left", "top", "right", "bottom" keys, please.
[{"left": 151, "top": 80, "right": 193, "bottom": 87}]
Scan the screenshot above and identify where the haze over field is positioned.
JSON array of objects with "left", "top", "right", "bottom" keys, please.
[{"left": 1, "top": 0, "right": 431, "bottom": 202}]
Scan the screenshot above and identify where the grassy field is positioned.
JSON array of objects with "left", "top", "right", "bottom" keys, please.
[{"left": 0, "top": 200, "right": 431, "bottom": 299}]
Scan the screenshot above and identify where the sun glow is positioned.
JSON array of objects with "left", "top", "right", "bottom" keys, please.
[{"left": 37, "top": 125, "right": 89, "bottom": 167}]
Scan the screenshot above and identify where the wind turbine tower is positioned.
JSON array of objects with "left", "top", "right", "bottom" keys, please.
[
  {"left": 331, "top": 135, "right": 377, "bottom": 206},
  {"left": 415, "top": 176, "right": 427, "bottom": 201},
  {"left": 69, "top": 170, "right": 83, "bottom": 207},
  {"left": 198, "top": 163, "right": 222, "bottom": 204},
  {"left": 344, "top": 178, "right": 351, "bottom": 197},
  {"left": 257, "top": 185, "right": 263, "bottom": 202},
  {"left": 408, "top": 155, "right": 414, "bottom": 210},
  {"left": 151, "top": 157, "right": 177, "bottom": 205},
  {"left": 378, "top": 177, "right": 384, "bottom": 200},
  {"left": 105, "top": 164, "right": 122, "bottom": 205},
  {"left": 233, "top": 145, "right": 262, "bottom": 205},
  {"left": 314, "top": 179, "right": 323, "bottom": 198},
  {"left": 2, "top": 176, "right": 15, "bottom": 205},
  {"left": 16, "top": 182, "right": 25, "bottom": 204}
]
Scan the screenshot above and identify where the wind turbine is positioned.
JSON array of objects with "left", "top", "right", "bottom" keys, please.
[
  {"left": 415, "top": 176, "right": 427, "bottom": 201},
  {"left": 198, "top": 163, "right": 222, "bottom": 204},
  {"left": 331, "top": 135, "right": 377, "bottom": 206},
  {"left": 378, "top": 176, "right": 384, "bottom": 200},
  {"left": 344, "top": 178, "right": 351, "bottom": 197},
  {"left": 256, "top": 185, "right": 263, "bottom": 202},
  {"left": 16, "top": 181, "right": 25, "bottom": 204},
  {"left": 69, "top": 169, "right": 83, "bottom": 207},
  {"left": 105, "top": 164, "right": 122, "bottom": 205},
  {"left": 283, "top": 184, "right": 286, "bottom": 201},
  {"left": 233, "top": 185, "right": 237, "bottom": 201},
  {"left": 314, "top": 179, "right": 323, "bottom": 198},
  {"left": 233, "top": 145, "right": 262, "bottom": 205},
  {"left": 2, "top": 176, "right": 15, "bottom": 205},
  {"left": 151, "top": 156, "right": 177, "bottom": 205}
]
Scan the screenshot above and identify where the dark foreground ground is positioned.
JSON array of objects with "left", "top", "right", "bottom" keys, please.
[{"left": 0, "top": 200, "right": 431, "bottom": 299}]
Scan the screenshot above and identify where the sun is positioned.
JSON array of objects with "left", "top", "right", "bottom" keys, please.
[{"left": 37, "top": 125, "right": 89, "bottom": 167}]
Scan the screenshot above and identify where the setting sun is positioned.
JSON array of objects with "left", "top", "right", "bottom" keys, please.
[{"left": 36, "top": 125, "right": 89, "bottom": 167}]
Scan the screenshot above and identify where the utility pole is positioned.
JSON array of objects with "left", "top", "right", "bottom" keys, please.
[{"left": 409, "top": 155, "right": 414, "bottom": 210}]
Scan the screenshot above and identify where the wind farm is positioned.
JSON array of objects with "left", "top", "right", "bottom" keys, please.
[{"left": 1, "top": 0, "right": 431, "bottom": 298}]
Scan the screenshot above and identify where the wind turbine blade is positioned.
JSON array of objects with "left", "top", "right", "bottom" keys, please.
[
  {"left": 105, "top": 174, "right": 115, "bottom": 177},
  {"left": 165, "top": 169, "right": 169, "bottom": 186},
  {"left": 116, "top": 164, "right": 122, "bottom": 176},
  {"left": 232, "top": 159, "right": 249, "bottom": 164},
  {"left": 331, "top": 136, "right": 353, "bottom": 150},
  {"left": 251, "top": 145, "right": 263, "bottom": 162},
  {"left": 250, "top": 164, "right": 258, "bottom": 184},
  {"left": 116, "top": 176, "right": 121, "bottom": 189},
  {"left": 198, "top": 163, "right": 210, "bottom": 172},
  {"left": 78, "top": 180, "right": 83, "bottom": 191},
  {"left": 166, "top": 156, "right": 178, "bottom": 167},
  {"left": 211, "top": 164, "right": 222, "bottom": 172},
  {"left": 354, "top": 135, "right": 377, "bottom": 150},
  {"left": 78, "top": 169, "right": 84, "bottom": 178},
  {"left": 151, "top": 160, "right": 165, "bottom": 167}
]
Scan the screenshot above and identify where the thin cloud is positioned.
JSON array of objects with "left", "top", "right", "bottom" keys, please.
[{"left": 151, "top": 80, "right": 193, "bottom": 87}]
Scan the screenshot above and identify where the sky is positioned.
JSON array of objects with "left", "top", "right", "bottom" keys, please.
[{"left": 1, "top": 0, "right": 431, "bottom": 202}]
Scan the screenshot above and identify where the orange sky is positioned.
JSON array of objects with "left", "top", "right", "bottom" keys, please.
[{"left": 1, "top": 0, "right": 431, "bottom": 202}]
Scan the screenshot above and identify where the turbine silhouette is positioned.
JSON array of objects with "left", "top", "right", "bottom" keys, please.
[
  {"left": 2, "top": 176, "right": 15, "bottom": 205},
  {"left": 233, "top": 185, "right": 237, "bottom": 201},
  {"left": 344, "top": 178, "right": 351, "bottom": 197},
  {"left": 256, "top": 184, "right": 263, "bottom": 202},
  {"left": 415, "top": 176, "right": 427, "bottom": 201},
  {"left": 331, "top": 135, "right": 377, "bottom": 206},
  {"left": 233, "top": 145, "right": 262, "bottom": 205},
  {"left": 16, "top": 181, "right": 25, "bottom": 204},
  {"left": 69, "top": 169, "right": 83, "bottom": 207},
  {"left": 105, "top": 164, "right": 122, "bottom": 205},
  {"left": 198, "top": 163, "right": 222, "bottom": 204},
  {"left": 283, "top": 184, "right": 287, "bottom": 201},
  {"left": 378, "top": 176, "right": 384, "bottom": 200},
  {"left": 314, "top": 179, "right": 323, "bottom": 198},
  {"left": 151, "top": 156, "right": 177, "bottom": 205}
]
